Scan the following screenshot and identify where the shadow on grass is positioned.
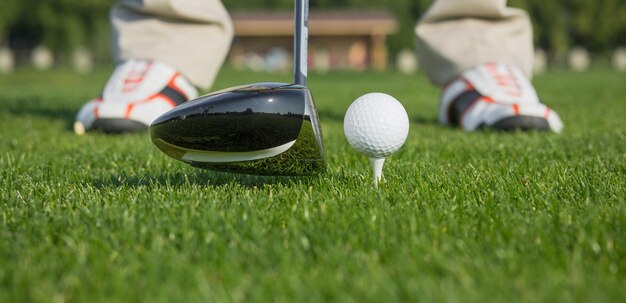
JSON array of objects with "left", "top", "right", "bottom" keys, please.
[
  {"left": 1, "top": 96, "right": 76, "bottom": 131},
  {"left": 92, "top": 170, "right": 315, "bottom": 190}
]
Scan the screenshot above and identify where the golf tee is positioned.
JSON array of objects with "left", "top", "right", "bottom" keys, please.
[{"left": 369, "top": 157, "right": 385, "bottom": 188}]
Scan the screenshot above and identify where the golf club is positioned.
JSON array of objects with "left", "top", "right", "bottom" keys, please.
[{"left": 149, "top": 0, "right": 325, "bottom": 176}]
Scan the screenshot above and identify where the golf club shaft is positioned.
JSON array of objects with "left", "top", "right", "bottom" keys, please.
[{"left": 294, "top": 0, "right": 308, "bottom": 86}]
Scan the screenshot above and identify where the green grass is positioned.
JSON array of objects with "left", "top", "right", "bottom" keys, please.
[{"left": 1, "top": 67, "right": 624, "bottom": 302}]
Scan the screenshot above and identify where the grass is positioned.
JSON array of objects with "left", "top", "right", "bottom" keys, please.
[{"left": 0, "top": 67, "right": 624, "bottom": 302}]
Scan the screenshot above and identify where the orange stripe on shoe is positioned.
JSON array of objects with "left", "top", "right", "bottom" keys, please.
[
  {"left": 139, "top": 94, "right": 160, "bottom": 104},
  {"left": 125, "top": 104, "right": 134, "bottom": 119},
  {"left": 115, "top": 91, "right": 178, "bottom": 120},
  {"left": 156, "top": 93, "right": 178, "bottom": 107},
  {"left": 462, "top": 79, "right": 474, "bottom": 90},
  {"left": 512, "top": 104, "right": 520, "bottom": 116},
  {"left": 544, "top": 107, "right": 551, "bottom": 119},
  {"left": 139, "top": 93, "right": 177, "bottom": 108},
  {"left": 482, "top": 96, "right": 496, "bottom": 104},
  {"left": 166, "top": 73, "right": 188, "bottom": 99}
]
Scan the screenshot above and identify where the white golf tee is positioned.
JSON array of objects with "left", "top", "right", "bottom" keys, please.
[{"left": 369, "top": 157, "right": 385, "bottom": 188}]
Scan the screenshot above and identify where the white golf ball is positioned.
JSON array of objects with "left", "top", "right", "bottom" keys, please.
[{"left": 344, "top": 93, "right": 409, "bottom": 158}]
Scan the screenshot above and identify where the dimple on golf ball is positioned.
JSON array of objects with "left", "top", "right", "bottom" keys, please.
[{"left": 344, "top": 93, "right": 410, "bottom": 158}]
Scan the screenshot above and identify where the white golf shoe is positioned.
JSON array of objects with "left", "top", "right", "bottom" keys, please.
[
  {"left": 74, "top": 59, "right": 198, "bottom": 134},
  {"left": 440, "top": 63, "right": 563, "bottom": 133}
]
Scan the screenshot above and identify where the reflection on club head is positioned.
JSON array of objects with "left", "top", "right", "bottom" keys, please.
[{"left": 150, "top": 82, "right": 325, "bottom": 176}]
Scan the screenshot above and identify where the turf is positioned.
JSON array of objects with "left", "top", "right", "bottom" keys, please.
[{"left": 0, "top": 67, "right": 624, "bottom": 302}]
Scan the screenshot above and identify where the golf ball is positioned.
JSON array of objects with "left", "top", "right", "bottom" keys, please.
[{"left": 344, "top": 93, "right": 409, "bottom": 158}]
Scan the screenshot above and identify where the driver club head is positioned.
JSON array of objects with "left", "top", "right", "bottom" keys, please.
[{"left": 149, "top": 82, "right": 325, "bottom": 176}]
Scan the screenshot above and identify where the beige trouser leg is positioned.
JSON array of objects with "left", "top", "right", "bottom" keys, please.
[
  {"left": 111, "top": 0, "right": 234, "bottom": 89},
  {"left": 415, "top": 0, "right": 534, "bottom": 86}
]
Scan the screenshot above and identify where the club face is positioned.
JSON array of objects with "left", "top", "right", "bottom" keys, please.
[{"left": 150, "top": 82, "right": 325, "bottom": 176}]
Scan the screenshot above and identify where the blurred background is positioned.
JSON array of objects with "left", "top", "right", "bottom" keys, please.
[{"left": 0, "top": 0, "right": 625, "bottom": 74}]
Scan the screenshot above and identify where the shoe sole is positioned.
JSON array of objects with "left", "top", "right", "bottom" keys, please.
[
  {"left": 482, "top": 116, "right": 550, "bottom": 131},
  {"left": 89, "top": 119, "right": 148, "bottom": 134}
]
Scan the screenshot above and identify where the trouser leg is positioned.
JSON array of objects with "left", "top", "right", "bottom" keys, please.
[
  {"left": 415, "top": 0, "right": 534, "bottom": 86},
  {"left": 111, "top": 0, "right": 234, "bottom": 89}
]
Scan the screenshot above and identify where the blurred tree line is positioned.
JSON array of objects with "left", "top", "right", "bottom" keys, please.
[
  {"left": 0, "top": 0, "right": 111, "bottom": 63},
  {"left": 0, "top": 0, "right": 624, "bottom": 64}
]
